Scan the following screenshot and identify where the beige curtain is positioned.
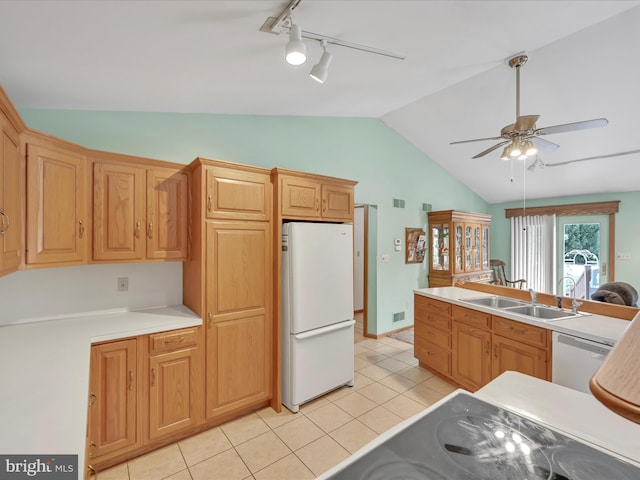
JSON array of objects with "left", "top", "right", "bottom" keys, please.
[{"left": 511, "top": 214, "right": 556, "bottom": 293}]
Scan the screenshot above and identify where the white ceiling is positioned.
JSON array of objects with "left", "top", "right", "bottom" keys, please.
[{"left": 1, "top": 0, "right": 639, "bottom": 203}]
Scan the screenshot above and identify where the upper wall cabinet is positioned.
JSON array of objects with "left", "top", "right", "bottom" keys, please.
[
  {"left": 0, "top": 112, "right": 22, "bottom": 276},
  {"left": 274, "top": 170, "right": 356, "bottom": 222},
  {"left": 93, "top": 158, "right": 188, "bottom": 262},
  {"left": 25, "top": 140, "right": 88, "bottom": 267},
  {"left": 205, "top": 165, "right": 270, "bottom": 222}
]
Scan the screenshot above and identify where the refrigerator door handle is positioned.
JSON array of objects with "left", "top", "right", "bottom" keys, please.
[{"left": 293, "top": 320, "right": 355, "bottom": 340}]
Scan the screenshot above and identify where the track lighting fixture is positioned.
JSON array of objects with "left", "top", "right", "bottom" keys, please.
[
  {"left": 310, "top": 40, "right": 332, "bottom": 83},
  {"left": 285, "top": 24, "right": 307, "bottom": 65}
]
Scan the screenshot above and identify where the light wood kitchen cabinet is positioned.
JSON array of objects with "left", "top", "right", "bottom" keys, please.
[
  {"left": 87, "top": 338, "right": 139, "bottom": 463},
  {"left": 428, "top": 210, "right": 492, "bottom": 287},
  {"left": 204, "top": 221, "right": 271, "bottom": 418},
  {"left": 452, "top": 319, "right": 492, "bottom": 391},
  {"left": 491, "top": 316, "right": 550, "bottom": 381},
  {"left": 183, "top": 158, "right": 273, "bottom": 423},
  {"left": 93, "top": 159, "right": 188, "bottom": 262},
  {"left": 205, "top": 164, "right": 270, "bottom": 221},
  {"left": 146, "top": 327, "right": 202, "bottom": 441},
  {"left": 275, "top": 169, "right": 355, "bottom": 221},
  {"left": 414, "top": 295, "right": 552, "bottom": 391},
  {"left": 146, "top": 167, "right": 189, "bottom": 260},
  {"left": 414, "top": 295, "right": 452, "bottom": 376},
  {"left": 0, "top": 113, "right": 22, "bottom": 276},
  {"left": 26, "top": 141, "right": 87, "bottom": 266}
]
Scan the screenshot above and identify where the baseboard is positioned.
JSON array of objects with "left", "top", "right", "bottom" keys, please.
[{"left": 371, "top": 324, "right": 414, "bottom": 339}]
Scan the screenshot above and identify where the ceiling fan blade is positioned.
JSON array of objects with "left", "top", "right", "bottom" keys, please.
[
  {"left": 450, "top": 136, "right": 505, "bottom": 145},
  {"left": 514, "top": 115, "right": 540, "bottom": 132},
  {"left": 471, "top": 140, "right": 510, "bottom": 159},
  {"left": 544, "top": 148, "right": 640, "bottom": 168},
  {"left": 529, "top": 136, "right": 559, "bottom": 153},
  {"left": 535, "top": 118, "right": 608, "bottom": 136}
]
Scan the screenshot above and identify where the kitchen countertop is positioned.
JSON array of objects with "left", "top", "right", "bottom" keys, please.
[
  {"left": 415, "top": 286, "right": 632, "bottom": 345},
  {"left": 0, "top": 305, "right": 201, "bottom": 473},
  {"left": 318, "top": 371, "right": 640, "bottom": 479},
  {"left": 477, "top": 371, "right": 640, "bottom": 465}
]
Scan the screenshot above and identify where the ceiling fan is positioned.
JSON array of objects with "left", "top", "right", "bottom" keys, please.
[{"left": 450, "top": 53, "right": 608, "bottom": 160}]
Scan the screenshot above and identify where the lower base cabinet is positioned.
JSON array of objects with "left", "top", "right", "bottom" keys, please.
[
  {"left": 86, "top": 327, "right": 202, "bottom": 475},
  {"left": 414, "top": 295, "right": 551, "bottom": 392}
]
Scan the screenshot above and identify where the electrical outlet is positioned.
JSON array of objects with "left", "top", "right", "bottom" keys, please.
[
  {"left": 616, "top": 252, "right": 632, "bottom": 260},
  {"left": 117, "top": 277, "right": 129, "bottom": 292},
  {"left": 381, "top": 254, "right": 390, "bottom": 263}
]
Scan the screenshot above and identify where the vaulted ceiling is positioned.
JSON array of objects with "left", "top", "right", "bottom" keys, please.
[{"left": 1, "top": 1, "right": 638, "bottom": 203}]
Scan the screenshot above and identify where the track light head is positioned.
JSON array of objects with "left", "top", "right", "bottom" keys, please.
[
  {"left": 285, "top": 24, "right": 307, "bottom": 65},
  {"left": 310, "top": 41, "right": 332, "bottom": 83}
]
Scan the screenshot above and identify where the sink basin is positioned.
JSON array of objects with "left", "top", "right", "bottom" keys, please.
[
  {"left": 462, "top": 296, "right": 525, "bottom": 309},
  {"left": 503, "top": 304, "right": 578, "bottom": 321}
]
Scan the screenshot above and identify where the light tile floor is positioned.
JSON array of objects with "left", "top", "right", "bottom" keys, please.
[{"left": 93, "top": 336, "right": 457, "bottom": 480}]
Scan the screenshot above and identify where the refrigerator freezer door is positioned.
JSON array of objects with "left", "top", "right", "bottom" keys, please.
[
  {"left": 285, "top": 222, "right": 354, "bottom": 334},
  {"left": 283, "top": 319, "right": 355, "bottom": 412}
]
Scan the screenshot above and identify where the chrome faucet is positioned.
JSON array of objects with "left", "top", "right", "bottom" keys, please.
[
  {"left": 528, "top": 288, "right": 537, "bottom": 307},
  {"left": 558, "top": 276, "right": 582, "bottom": 314}
]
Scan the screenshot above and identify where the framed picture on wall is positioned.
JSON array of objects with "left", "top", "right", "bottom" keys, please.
[{"left": 406, "top": 227, "right": 426, "bottom": 264}]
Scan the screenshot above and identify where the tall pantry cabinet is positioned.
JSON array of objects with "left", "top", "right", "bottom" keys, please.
[{"left": 183, "top": 158, "right": 274, "bottom": 420}]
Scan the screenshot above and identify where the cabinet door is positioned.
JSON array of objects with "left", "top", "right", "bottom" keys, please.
[
  {"left": 146, "top": 168, "right": 188, "bottom": 260},
  {"left": 205, "top": 221, "right": 271, "bottom": 418},
  {"left": 148, "top": 347, "right": 198, "bottom": 440},
  {"left": 452, "top": 321, "right": 491, "bottom": 391},
  {"left": 453, "top": 223, "right": 464, "bottom": 274},
  {"left": 321, "top": 183, "right": 353, "bottom": 220},
  {"left": 206, "top": 166, "right": 270, "bottom": 221},
  {"left": 492, "top": 335, "right": 548, "bottom": 381},
  {"left": 0, "top": 117, "right": 22, "bottom": 274},
  {"left": 280, "top": 176, "right": 321, "bottom": 219},
  {"left": 26, "top": 144, "right": 86, "bottom": 265},
  {"left": 93, "top": 162, "right": 146, "bottom": 261},
  {"left": 88, "top": 339, "right": 138, "bottom": 460}
]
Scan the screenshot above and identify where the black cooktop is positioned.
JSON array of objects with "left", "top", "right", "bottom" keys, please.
[{"left": 325, "top": 392, "right": 640, "bottom": 480}]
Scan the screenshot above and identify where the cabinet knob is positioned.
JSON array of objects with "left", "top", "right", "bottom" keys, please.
[
  {"left": 207, "top": 194, "right": 212, "bottom": 212},
  {"left": 88, "top": 392, "right": 96, "bottom": 407},
  {"left": 493, "top": 344, "right": 498, "bottom": 358},
  {"left": 129, "top": 370, "right": 134, "bottom": 391},
  {"left": 135, "top": 222, "right": 141, "bottom": 239},
  {"left": 78, "top": 219, "right": 84, "bottom": 239},
  {"left": 148, "top": 222, "right": 153, "bottom": 239},
  {"left": 207, "top": 312, "right": 213, "bottom": 328},
  {"left": 151, "top": 367, "right": 156, "bottom": 387},
  {"left": 485, "top": 340, "right": 490, "bottom": 355}
]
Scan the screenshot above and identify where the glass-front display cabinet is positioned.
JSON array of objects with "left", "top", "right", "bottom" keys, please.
[{"left": 428, "top": 210, "right": 492, "bottom": 287}]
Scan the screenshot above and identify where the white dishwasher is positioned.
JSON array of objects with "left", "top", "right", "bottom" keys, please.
[{"left": 552, "top": 331, "right": 612, "bottom": 394}]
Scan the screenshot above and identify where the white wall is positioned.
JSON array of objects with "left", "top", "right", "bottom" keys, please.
[{"left": 0, "top": 262, "right": 183, "bottom": 326}]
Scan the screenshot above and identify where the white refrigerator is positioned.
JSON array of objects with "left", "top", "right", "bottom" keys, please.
[{"left": 282, "top": 222, "right": 355, "bottom": 413}]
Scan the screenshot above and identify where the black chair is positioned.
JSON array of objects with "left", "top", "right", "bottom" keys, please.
[{"left": 490, "top": 259, "right": 526, "bottom": 289}]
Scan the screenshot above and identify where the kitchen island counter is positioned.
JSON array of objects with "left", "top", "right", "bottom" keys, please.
[
  {"left": 415, "top": 286, "right": 632, "bottom": 345},
  {"left": 0, "top": 305, "right": 201, "bottom": 475}
]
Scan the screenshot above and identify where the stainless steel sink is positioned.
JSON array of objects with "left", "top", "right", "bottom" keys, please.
[
  {"left": 462, "top": 296, "right": 525, "bottom": 309},
  {"left": 503, "top": 304, "right": 578, "bottom": 321}
]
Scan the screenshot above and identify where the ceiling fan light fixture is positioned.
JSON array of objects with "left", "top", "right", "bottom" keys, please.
[
  {"left": 285, "top": 24, "right": 307, "bottom": 65},
  {"left": 510, "top": 143, "right": 521, "bottom": 157},
  {"left": 500, "top": 146, "right": 511, "bottom": 161},
  {"left": 524, "top": 140, "right": 537, "bottom": 156}
]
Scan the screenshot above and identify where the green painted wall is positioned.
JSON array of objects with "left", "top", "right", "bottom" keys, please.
[
  {"left": 20, "top": 109, "right": 489, "bottom": 335},
  {"left": 488, "top": 191, "right": 640, "bottom": 289}
]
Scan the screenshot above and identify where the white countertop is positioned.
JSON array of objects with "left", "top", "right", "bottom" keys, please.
[
  {"left": 477, "top": 371, "right": 640, "bottom": 466},
  {"left": 415, "top": 286, "right": 632, "bottom": 345},
  {"left": 318, "top": 372, "right": 640, "bottom": 479},
  {"left": 0, "top": 305, "right": 201, "bottom": 471}
]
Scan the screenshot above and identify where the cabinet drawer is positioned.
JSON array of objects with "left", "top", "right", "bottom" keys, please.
[
  {"left": 149, "top": 328, "right": 198, "bottom": 354},
  {"left": 416, "top": 325, "right": 451, "bottom": 349},
  {"left": 415, "top": 295, "right": 452, "bottom": 316},
  {"left": 415, "top": 341, "right": 451, "bottom": 375},
  {"left": 416, "top": 312, "right": 451, "bottom": 333},
  {"left": 493, "top": 316, "right": 548, "bottom": 348},
  {"left": 452, "top": 305, "right": 491, "bottom": 329}
]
